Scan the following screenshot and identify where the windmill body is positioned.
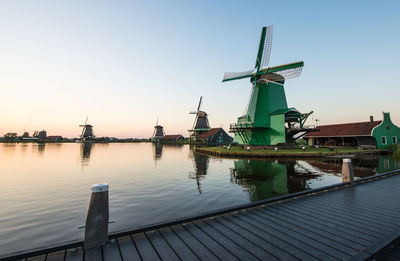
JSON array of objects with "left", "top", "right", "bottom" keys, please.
[
  {"left": 223, "top": 25, "right": 313, "bottom": 146},
  {"left": 189, "top": 96, "right": 211, "bottom": 141},
  {"left": 79, "top": 117, "right": 95, "bottom": 141},
  {"left": 151, "top": 119, "right": 165, "bottom": 141}
]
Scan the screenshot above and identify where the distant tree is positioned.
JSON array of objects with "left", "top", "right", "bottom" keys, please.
[
  {"left": 4, "top": 132, "right": 18, "bottom": 139},
  {"left": 22, "top": 132, "right": 30, "bottom": 138},
  {"left": 33, "top": 131, "right": 39, "bottom": 137}
]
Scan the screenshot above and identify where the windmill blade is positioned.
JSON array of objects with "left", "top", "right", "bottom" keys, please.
[
  {"left": 156, "top": 118, "right": 159, "bottom": 126},
  {"left": 189, "top": 111, "right": 198, "bottom": 114},
  {"left": 266, "top": 61, "right": 304, "bottom": 81},
  {"left": 255, "top": 25, "right": 273, "bottom": 69},
  {"left": 85, "top": 116, "right": 88, "bottom": 126},
  {"left": 197, "top": 96, "right": 202, "bottom": 112},
  {"left": 81, "top": 126, "right": 85, "bottom": 138},
  {"left": 222, "top": 69, "right": 254, "bottom": 82}
]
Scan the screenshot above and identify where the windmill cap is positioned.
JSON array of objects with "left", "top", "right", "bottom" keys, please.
[{"left": 91, "top": 183, "right": 109, "bottom": 192}]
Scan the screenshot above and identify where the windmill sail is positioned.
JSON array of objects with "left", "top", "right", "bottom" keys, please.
[
  {"left": 264, "top": 61, "right": 304, "bottom": 82},
  {"left": 222, "top": 69, "right": 254, "bottom": 82},
  {"left": 256, "top": 25, "right": 273, "bottom": 69},
  {"left": 197, "top": 96, "right": 202, "bottom": 111}
]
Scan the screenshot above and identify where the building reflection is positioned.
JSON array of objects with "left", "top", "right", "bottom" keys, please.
[
  {"left": 305, "top": 156, "right": 400, "bottom": 177},
  {"left": 37, "top": 143, "right": 46, "bottom": 154},
  {"left": 152, "top": 143, "right": 184, "bottom": 164}
]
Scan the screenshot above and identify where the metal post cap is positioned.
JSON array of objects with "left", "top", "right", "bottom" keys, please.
[
  {"left": 343, "top": 158, "right": 352, "bottom": 163},
  {"left": 91, "top": 183, "right": 109, "bottom": 192}
]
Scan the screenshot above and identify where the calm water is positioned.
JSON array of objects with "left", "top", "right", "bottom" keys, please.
[{"left": 1, "top": 142, "right": 399, "bottom": 255}]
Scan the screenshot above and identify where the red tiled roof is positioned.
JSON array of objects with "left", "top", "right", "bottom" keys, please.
[
  {"left": 198, "top": 128, "right": 221, "bottom": 140},
  {"left": 304, "top": 121, "right": 381, "bottom": 138}
]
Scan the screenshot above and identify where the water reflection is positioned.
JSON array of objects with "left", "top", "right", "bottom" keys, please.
[
  {"left": 189, "top": 153, "right": 209, "bottom": 194},
  {"left": 80, "top": 143, "right": 93, "bottom": 166},
  {"left": 152, "top": 143, "right": 163, "bottom": 163},
  {"left": 228, "top": 156, "right": 400, "bottom": 202},
  {"left": 37, "top": 143, "right": 46, "bottom": 154},
  {"left": 231, "top": 160, "right": 291, "bottom": 201}
]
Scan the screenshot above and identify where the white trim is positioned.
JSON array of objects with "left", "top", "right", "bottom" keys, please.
[
  {"left": 370, "top": 113, "right": 385, "bottom": 136},
  {"left": 381, "top": 136, "right": 387, "bottom": 145},
  {"left": 92, "top": 183, "right": 109, "bottom": 192}
]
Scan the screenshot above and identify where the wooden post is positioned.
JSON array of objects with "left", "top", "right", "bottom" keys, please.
[
  {"left": 84, "top": 184, "right": 109, "bottom": 250},
  {"left": 342, "top": 159, "right": 354, "bottom": 184}
]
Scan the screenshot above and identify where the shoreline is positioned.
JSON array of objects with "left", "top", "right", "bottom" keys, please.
[{"left": 196, "top": 146, "right": 391, "bottom": 158}]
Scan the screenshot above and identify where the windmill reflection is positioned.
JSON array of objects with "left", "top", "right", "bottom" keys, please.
[
  {"left": 230, "top": 160, "right": 289, "bottom": 201},
  {"left": 80, "top": 142, "right": 93, "bottom": 166},
  {"left": 188, "top": 148, "right": 209, "bottom": 194},
  {"left": 152, "top": 143, "right": 163, "bottom": 163}
]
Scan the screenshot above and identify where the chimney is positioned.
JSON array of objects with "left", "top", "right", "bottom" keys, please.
[{"left": 370, "top": 116, "right": 374, "bottom": 123}]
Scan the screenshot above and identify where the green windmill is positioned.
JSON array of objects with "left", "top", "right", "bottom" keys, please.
[{"left": 223, "top": 25, "right": 313, "bottom": 146}]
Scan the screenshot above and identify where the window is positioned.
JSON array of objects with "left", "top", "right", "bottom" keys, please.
[
  {"left": 393, "top": 136, "right": 398, "bottom": 144},
  {"left": 381, "top": 136, "right": 387, "bottom": 145}
]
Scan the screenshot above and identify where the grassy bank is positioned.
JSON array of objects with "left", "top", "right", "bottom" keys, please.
[{"left": 196, "top": 146, "right": 389, "bottom": 158}]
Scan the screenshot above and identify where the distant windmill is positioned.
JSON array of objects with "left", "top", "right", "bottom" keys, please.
[
  {"left": 189, "top": 96, "right": 211, "bottom": 141},
  {"left": 79, "top": 117, "right": 94, "bottom": 141},
  {"left": 152, "top": 118, "right": 164, "bottom": 141}
]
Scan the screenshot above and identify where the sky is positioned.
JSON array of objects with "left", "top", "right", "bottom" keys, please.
[{"left": 0, "top": 0, "right": 399, "bottom": 138}]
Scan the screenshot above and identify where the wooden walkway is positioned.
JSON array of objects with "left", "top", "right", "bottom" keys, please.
[{"left": 2, "top": 171, "right": 400, "bottom": 261}]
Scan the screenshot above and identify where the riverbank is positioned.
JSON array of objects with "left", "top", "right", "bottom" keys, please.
[{"left": 196, "top": 146, "right": 391, "bottom": 158}]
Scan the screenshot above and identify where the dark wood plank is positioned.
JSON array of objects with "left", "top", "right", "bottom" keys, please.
[
  {"left": 117, "top": 235, "right": 141, "bottom": 261},
  {"left": 103, "top": 239, "right": 122, "bottom": 261},
  {"left": 65, "top": 247, "right": 84, "bottom": 261},
  {"left": 232, "top": 212, "right": 339, "bottom": 261},
  {"left": 267, "top": 203, "right": 371, "bottom": 248},
  {"left": 84, "top": 247, "right": 102, "bottom": 261},
  {"left": 131, "top": 232, "right": 161, "bottom": 261},
  {"left": 303, "top": 198, "right": 397, "bottom": 233},
  {"left": 250, "top": 208, "right": 358, "bottom": 256},
  {"left": 310, "top": 195, "right": 400, "bottom": 229},
  {"left": 216, "top": 215, "right": 306, "bottom": 261},
  {"left": 45, "top": 250, "right": 65, "bottom": 261},
  {"left": 171, "top": 224, "right": 218, "bottom": 261},
  {"left": 225, "top": 214, "right": 324, "bottom": 261},
  {"left": 194, "top": 219, "right": 259, "bottom": 261},
  {"left": 182, "top": 222, "right": 239, "bottom": 261},
  {"left": 204, "top": 217, "right": 282, "bottom": 261},
  {"left": 244, "top": 210, "right": 350, "bottom": 260},
  {"left": 146, "top": 230, "right": 180, "bottom": 261},
  {"left": 278, "top": 201, "right": 379, "bottom": 242},
  {"left": 158, "top": 227, "right": 199, "bottom": 261},
  {"left": 257, "top": 206, "right": 364, "bottom": 253},
  {"left": 284, "top": 199, "right": 386, "bottom": 238}
]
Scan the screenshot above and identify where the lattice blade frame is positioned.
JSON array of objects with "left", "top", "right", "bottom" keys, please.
[
  {"left": 222, "top": 69, "right": 254, "bottom": 82},
  {"left": 255, "top": 25, "right": 273, "bottom": 69},
  {"left": 275, "top": 66, "right": 303, "bottom": 80},
  {"left": 263, "top": 61, "right": 304, "bottom": 81}
]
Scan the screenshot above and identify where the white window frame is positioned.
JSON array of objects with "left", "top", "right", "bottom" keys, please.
[
  {"left": 381, "top": 136, "right": 387, "bottom": 145},
  {"left": 392, "top": 136, "right": 398, "bottom": 144}
]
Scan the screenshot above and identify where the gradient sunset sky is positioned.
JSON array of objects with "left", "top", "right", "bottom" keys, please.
[{"left": 1, "top": 0, "right": 399, "bottom": 138}]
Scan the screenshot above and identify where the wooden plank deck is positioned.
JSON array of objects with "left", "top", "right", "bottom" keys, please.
[{"left": 2, "top": 171, "right": 400, "bottom": 261}]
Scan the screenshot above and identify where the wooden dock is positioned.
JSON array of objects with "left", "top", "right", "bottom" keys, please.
[{"left": 2, "top": 171, "right": 400, "bottom": 261}]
